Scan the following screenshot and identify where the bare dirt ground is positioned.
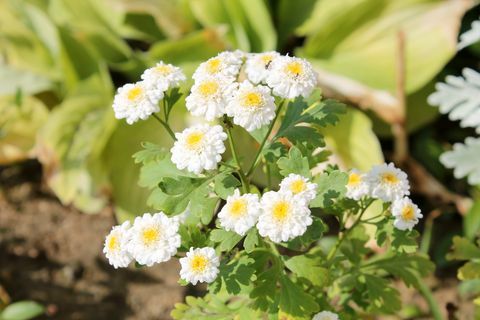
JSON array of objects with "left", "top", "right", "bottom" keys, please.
[
  {"left": 0, "top": 162, "right": 185, "bottom": 320},
  {"left": 0, "top": 161, "right": 477, "bottom": 320}
]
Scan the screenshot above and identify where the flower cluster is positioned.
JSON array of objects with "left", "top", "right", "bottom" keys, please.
[
  {"left": 175, "top": 50, "right": 318, "bottom": 174},
  {"left": 112, "top": 62, "right": 186, "bottom": 124},
  {"left": 104, "top": 212, "right": 220, "bottom": 285},
  {"left": 218, "top": 174, "right": 317, "bottom": 243},
  {"left": 107, "top": 52, "right": 428, "bottom": 319},
  {"left": 345, "top": 163, "right": 423, "bottom": 230}
]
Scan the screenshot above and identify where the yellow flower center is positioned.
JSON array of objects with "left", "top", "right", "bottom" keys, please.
[
  {"left": 229, "top": 199, "right": 247, "bottom": 217},
  {"left": 198, "top": 80, "right": 219, "bottom": 97},
  {"left": 242, "top": 92, "right": 262, "bottom": 107},
  {"left": 272, "top": 201, "right": 290, "bottom": 221},
  {"left": 127, "top": 86, "right": 143, "bottom": 101},
  {"left": 290, "top": 179, "right": 306, "bottom": 194},
  {"left": 155, "top": 64, "right": 172, "bottom": 75},
  {"left": 285, "top": 61, "right": 303, "bottom": 76},
  {"left": 401, "top": 205, "right": 415, "bottom": 221},
  {"left": 381, "top": 172, "right": 399, "bottom": 184},
  {"left": 190, "top": 255, "right": 208, "bottom": 273},
  {"left": 261, "top": 54, "right": 273, "bottom": 67},
  {"left": 348, "top": 173, "right": 361, "bottom": 186},
  {"left": 185, "top": 131, "right": 204, "bottom": 150},
  {"left": 107, "top": 235, "right": 119, "bottom": 251},
  {"left": 142, "top": 227, "right": 160, "bottom": 246},
  {"left": 206, "top": 58, "right": 221, "bottom": 74}
]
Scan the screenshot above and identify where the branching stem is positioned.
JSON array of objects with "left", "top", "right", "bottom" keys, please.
[
  {"left": 246, "top": 99, "right": 287, "bottom": 177},
  {"left": 152, "top": 113, "right": 176, "bottom": 141}
]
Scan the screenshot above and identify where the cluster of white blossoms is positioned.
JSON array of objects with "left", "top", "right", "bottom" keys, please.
[
  {"left": 217, "top": 174, "right": 317, "bottom": 243},
  {"left": 312, "top": 311, "right": 340, "bottom": 320},
  {"left": 170, "top": 50, "right": 317, "bottom": 174},
  {"left": 345, "top": 163, "right": 422, "bottom": 231},
  {"left": 104, "top": 212, "right": 220, "bottom": 285},
  {"left": 111, "top": 51, "right": 317, "bottom": 174},
  {"left": 112, "top": 62, "right": 186, "bottom": 124},
  {"left": 103, "top": 212, "right": 181, "bottom": 268}
]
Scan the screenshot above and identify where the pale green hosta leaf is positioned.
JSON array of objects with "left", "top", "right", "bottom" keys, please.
[
  {"left": 0, "top": 96, "right": 49, "bottom": 165},
  {"left": 189, "top": 0, "right": 276, "bottom": 52},
  {"left": 320, "top": 107, "right": 384, "bottom": 171},
  {"left": 428, "top": 68, "right": 480, "bottom": 133},
  {"left": 440, "top": 137, "right": 480, "bottom": 185},
  {"left": 37, "top": 76, "right": 115, "bottom": 213},
  {"left": 300, "top": 0, "right": 472, "bottom": 94},
  {"left": 458, "top": 19, "right": 480, "bottom": 50},
  {"left": 0, "top": 65, "right": 53, "bottom": 96}
]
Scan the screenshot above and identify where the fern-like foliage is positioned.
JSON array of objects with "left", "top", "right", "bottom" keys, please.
[
  {"left": 440, "top": 137, "right": 480, "bottom": 185},
  {"left": 458, "top": 19, "right": 480, "bottom": 50},
  {"left": 428, "top": 68, "right": 480, "bottom": 133},
  {"left": 429, "top": 68, "right": 480, "bottom": 185}
]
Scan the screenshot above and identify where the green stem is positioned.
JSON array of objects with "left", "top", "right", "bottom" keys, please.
[
  {"left": 162, "top": 97, "right": 168, "bottom": 122},
  {"left": 326, "top": 200, "right": 373, "bottom": 262},
  {"left": 152, "top": 113, "right": 176, "bottom": 141},
  {"left": 225, "top": 125, "right": 250, "bottom": 192},
  {"left": 416, "top": 275, "right": 444, "bottom": 320},
  {"left": 246, "top": 99, "right": 286, "bottom": 177}
]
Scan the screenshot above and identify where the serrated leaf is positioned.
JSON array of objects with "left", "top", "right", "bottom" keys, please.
[
  {"left": 447, "top": 236, "right": 480, "bottom": 261},
  {"left": 364, "top": 253, "right": 434, "bottom": 288},
  {"left": 310, "top": 170, "right": 347, "bottom": 208},
  {"left": 275, "top": 97, "right": 345, "bottom": 150},
  {"left": 284, "top": 255, "right": 329, "bottom": 287},
  {"left": 133, "top": 142, "right": 166, "bottom": 164},
  {"left": 458, "top": 261, "right": 480, "bottom": 281},
  {"left": 362, "top": 274, "right": 401, "bottom": 313},
  {"left": 281, "top": 217, "right": 327, "bottom": 251},
  {"left": 210, "top": 255, "right": 255, "bottom": 295},
  {"left": 243, "top": 228, "right": 259, "bottom": 253},
  {"left": 277, "top": 146, "right": 310, "bottom": 177},
  {"left": 279, "top": 276, "right": 319, "bottom": 317},
  {"left": 210, "top": 229, "right": 243, "bottom": 252},
  {"left": 250, "top": 267, "right": 280, "bottom": 312},
  {"left": 214, "top": 173, "right": 241, "bottom": 199}
]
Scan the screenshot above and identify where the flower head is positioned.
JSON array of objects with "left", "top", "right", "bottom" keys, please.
[
  {"left": 245, "top": 51, "right": 281, "bottom": 84},
  {"left": 345, "top": 169, "right": 370, "bottom": 200},
  {"left": 279, "top": 174, "right": 317, "bottom": 203},
  {"left": 257, "top": 191, "right": 312, "bottom": 243},
  {"left": 126, "top": 212, "right": 181, "bottom": 267},
  {"left": 225, "top": 81, "right": 276, "bottom": 132},
  {"left": 171, "top": 124, "right": 227, "bottom": 174},
  {"left": 392, "top": 197, "right": 423, "bottom": 231},
  {"left": 365, "top": 163, "right": 410, "bottom": 202},
  {"left": 179, "top": 247, "right": 220, "bottom": 285},
  {"left": 312, "top": 311, "right": 339, "bottom": 320},
  {"left": 186, "top": 76, "right": 237, "bottom": 121},
  {"left": 112, "top": 81, "right": 161, "bottom": 124},
  {"left": 103, "top": 221, "right": 133, "bottom": 269},
  {"left": 266, "top": 56, "right": 318, "bottom": 99},
  {"left": 192, "top": 51, "right": 244, "bottom": 82},
  {"left": 218, "top": 189, "right": 261, "bottom": 236},
  {"left": 141, "top": 61, "right": 186, "bottom": 92}
]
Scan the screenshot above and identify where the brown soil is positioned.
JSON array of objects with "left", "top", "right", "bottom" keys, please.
[{"left": 0, "top": 162, "right": 185, "bottom": 320}]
